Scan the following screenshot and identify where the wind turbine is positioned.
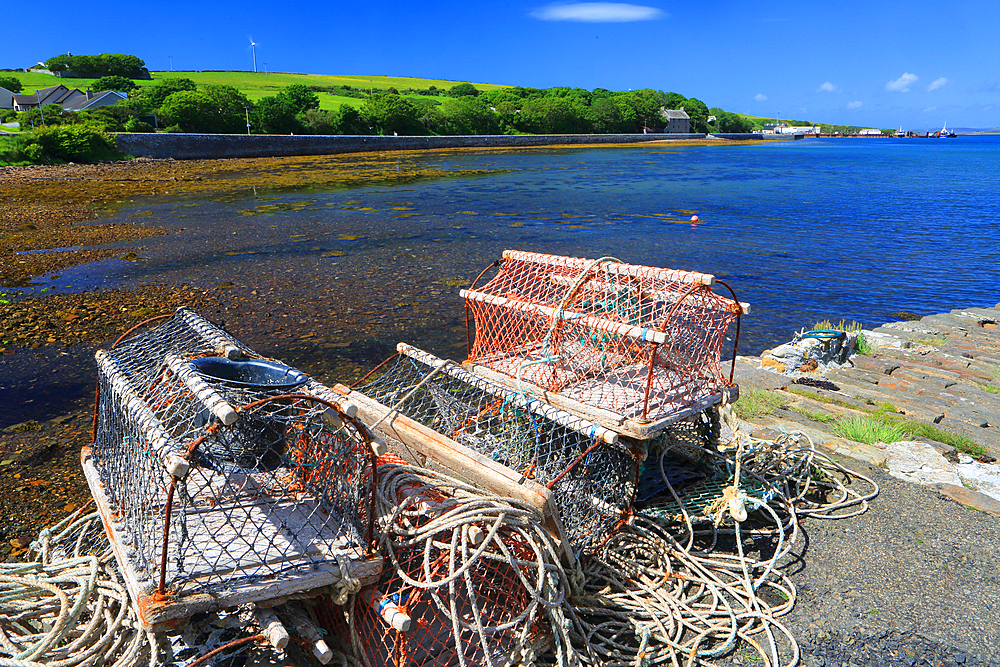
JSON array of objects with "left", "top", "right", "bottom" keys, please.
[{"left": 248, "top": 36, "right": 258, "bottom": 73}]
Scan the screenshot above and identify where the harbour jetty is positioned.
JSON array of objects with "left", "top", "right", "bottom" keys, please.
[{"left": 732, "top": 303, "right": 1000, "bottom": 514}]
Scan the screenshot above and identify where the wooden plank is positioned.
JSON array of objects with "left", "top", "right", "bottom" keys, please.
[
  {"left": 81, "top": 447, "right": 159, "bottom": 614},
  {"left": 165, "top": 496, "right": 365, "bottom": 582},
  {"left": 138, "top": 558, "right": 382, "bottom": 633},
  {"left": 501, "top": 249, "right": 716, "bottom": 286},
  {"left": 331, "top": 384, "right": 577, "bottom": 566},
  {"left": 546, "top": 273, "right": 750, "bottom": 315},
  {"left": 335, "top": 384, "right": 551, "bottom": 510}
]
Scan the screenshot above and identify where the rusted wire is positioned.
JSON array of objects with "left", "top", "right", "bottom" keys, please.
[
  {"left": 233, "top": 392, "right": 380, "bottom": 554},
  {"left": 714, "top": 280, "right": 743, "bottom": 384},
  {"left": 186, "top": 633, "right": 266, "bottom": 667},
  {"left": 465, "top": 259, "right": 500, "bottom": 359},
  {"left": 351, "top": 351, "right": 400, "bottom": 388},
  {"left": 110, "top": 312, "right": 174, "bottom": 349}
]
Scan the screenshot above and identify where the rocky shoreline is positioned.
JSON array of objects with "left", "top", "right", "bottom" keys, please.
[{"left": 732, "top": 304, "right": 1000, "bottom": 515}]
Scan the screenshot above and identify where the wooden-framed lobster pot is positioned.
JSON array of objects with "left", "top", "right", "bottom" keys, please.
[
  {"left": 341, "top": 343, "right": 644, "bottom": 563},
  {"left": 462, "top": 250, "right": 748, "bottom": 439},
  {"left": 86, "top": 308, "right": 381, "bottom": 631}
]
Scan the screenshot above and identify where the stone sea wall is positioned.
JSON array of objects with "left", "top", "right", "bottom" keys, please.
[{"left": 112, "top": 132, "right": 725, "bottom": 160}]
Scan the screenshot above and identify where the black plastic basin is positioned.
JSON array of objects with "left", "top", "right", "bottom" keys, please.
[
  {"left": 189, "top": 357, "right": 308, "bottom": 472},
  {"left": 190, "top": 356, "right": 308, "bottom": 391}
]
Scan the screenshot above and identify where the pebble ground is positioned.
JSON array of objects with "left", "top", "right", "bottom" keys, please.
[{"left": 738, "top": 457, "right": 1000, "bottom": 667}]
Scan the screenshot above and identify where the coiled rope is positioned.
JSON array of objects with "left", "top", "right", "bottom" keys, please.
[{"left": 0, "top": 507, "right": 153, "bottom": 667}]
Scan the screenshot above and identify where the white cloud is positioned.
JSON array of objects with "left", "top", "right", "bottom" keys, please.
[
  {"left": 817, "top": 81, "right": 838, "bottom": 93},
  {"left": 754, "top": 93, "right": 768, "bottom": 102},
  {"left": 886, "top": 72, "right": 918, "bottom": 92},
  {"left": 926, "top": 77, "right": 948, "bottom": 92},
  {"left": 923, "top": 107, "right": 937, "bottom": 113},
  {"left": 530, "top": 3, "right": 664, "bottom": 22},
  {"left": 847, "top": 101, "right": 863, "bottom": 109}
]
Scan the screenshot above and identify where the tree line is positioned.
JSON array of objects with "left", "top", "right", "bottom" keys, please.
[
  {"left": 5, "top": 77, "right": 759, "bottom": 153},
  {"left": 42, "top": 54, "right": 149, "bottom": 79}
]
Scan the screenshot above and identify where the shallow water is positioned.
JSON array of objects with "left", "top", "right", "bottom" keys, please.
[{"left": 8, "top": 136, "right": 1000, "bottom": 422}]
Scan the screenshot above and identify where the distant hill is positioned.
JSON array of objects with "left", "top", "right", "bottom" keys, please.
[{"left": 6, "top": 69, "right": 508, "bottom": 112}]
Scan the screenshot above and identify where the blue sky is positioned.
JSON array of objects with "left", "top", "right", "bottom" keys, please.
[{"left": 7, "top": 1, "right": 999, "bottom": 129}]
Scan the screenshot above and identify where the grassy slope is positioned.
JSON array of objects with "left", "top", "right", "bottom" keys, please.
[{"left": 7, "top": 70, "right": 506, "bottom": 111}]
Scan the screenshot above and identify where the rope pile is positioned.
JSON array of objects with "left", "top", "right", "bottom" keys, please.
[
  {"left": 554, "top": 419, "right": 879, "bottom": 667},
  {"left": 2, "top": 419, "right": 878, "bottom": 667},
  {"left": 327, "top": 456, "right": 574, "bottom": 667},
  {"left": 0, "top": 506, "right": 153, "bottom": 667}
]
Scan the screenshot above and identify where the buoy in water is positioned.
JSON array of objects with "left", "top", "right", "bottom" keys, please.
[{"left": 690, "top": 215, "right": 699, "bottom": 223}]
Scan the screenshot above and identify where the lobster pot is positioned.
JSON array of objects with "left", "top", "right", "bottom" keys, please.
[
  {"left": 356, "top": 346, "right": 639, "bottom": 558},
  {"left": 324, "top": 460, "right": 560, "bottom": 667},
  {"left": 88, "top": 308, "right": 379, "bottom": 629},
  {"left": 462, "top": 250, "right": 746, "bottom": 439}
]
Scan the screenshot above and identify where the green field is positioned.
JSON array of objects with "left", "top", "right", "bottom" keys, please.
[{"left": 4, "top": 70, "right": 509, "bottom": 111}]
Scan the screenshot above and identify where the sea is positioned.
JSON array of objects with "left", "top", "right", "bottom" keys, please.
[{"left": 5, "top": 135, "right": 1000, "bottom": 422}]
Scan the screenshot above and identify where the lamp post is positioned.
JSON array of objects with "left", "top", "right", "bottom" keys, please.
[{"left": 244, "top": 106, "right": 251, "bottom": 135}]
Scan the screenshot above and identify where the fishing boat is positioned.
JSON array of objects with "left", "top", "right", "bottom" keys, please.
[{"left": 939, "top": 123, "right": 956, "bottom": 138}]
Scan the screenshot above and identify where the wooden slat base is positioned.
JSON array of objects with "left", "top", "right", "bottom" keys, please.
[
  {"left": 82, "top": 447, "right": 382, "bottom": 632},
  {"left": 464, "top": 360, "right": 737, "bottom": 440}
]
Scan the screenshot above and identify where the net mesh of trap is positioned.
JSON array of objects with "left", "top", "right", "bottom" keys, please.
[
  {"left": 318, "top": 457, "right": 560, "bottom": 667},
  {"left": 89, "top": 307, "right": 376, "bottom": 619},
  {"left": 634, "top": 419, "right": 773, "bottom": 524},
  {"left": 355, "top": 345, "right": 639, "bottom": 558},
  {"left": 462, "top": 250, "right": 744, "bottom": 436}
]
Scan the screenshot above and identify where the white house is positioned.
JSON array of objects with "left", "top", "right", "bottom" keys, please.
[
  {"left": 11, "top": 84, "right": 126, "bottom": 112},
  {"left": 0, "top": 86, "right": 14, "bottom": 109}
]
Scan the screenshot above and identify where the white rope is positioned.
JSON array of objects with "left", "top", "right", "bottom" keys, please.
[
  {"left": 331, "top": 553, "right": 362, "bottom": 607},
  {"left": 367, "top": 462, "right": 572, "bottom": 667},
  {"left": 0, "top": 512, "right": 151, "bottom": 667}
]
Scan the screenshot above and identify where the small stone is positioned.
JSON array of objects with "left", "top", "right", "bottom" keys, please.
[{"left": 762, "top": 357, "right": 786, "bottom": 373}]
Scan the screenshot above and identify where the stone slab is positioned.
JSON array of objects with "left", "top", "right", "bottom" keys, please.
[
  {"left": 886, "top": 440, "right": 961, "bottom": 486},
  {"left": 952, "top": 305, "right": 1000, "bottom": 317},
  {"left": 732, "top": 358, "right": 794, "bottom": 390},
  {"left": 851, "top": 356, "right": 900, "bottom": 375},
  {"left": 939, "top": 384, "right": 1000, "bottom": 410},
  {"left": 932, "top": 483, "right": 1000, "bottom": 517},
  {"left": 873, "top": 322, "right": 942, "bottom": 335},
  {"left": 935, "top": 418, "right": 1000, "bottom": 454},
  {"left": 942, "top": 405, "right": 992, "bottom": 428},
  {"left": 826, "top": 368, "right": 886, "bottom": 387},
  {"left": 891, "top": 368, "right": 958, "bottom": 389},
  {"left": 919, "top": 313, "right": 979, "bottom": 331},
  {"left": 954, "top": 460, "right": 1000, "bottom": 502}
]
